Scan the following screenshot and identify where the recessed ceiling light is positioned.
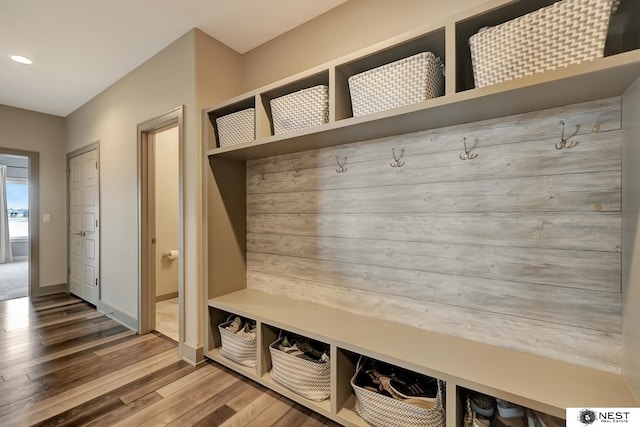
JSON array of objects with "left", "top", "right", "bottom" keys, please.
[{"left": 10, "top": 55, "right": 33, "bottom": 65}]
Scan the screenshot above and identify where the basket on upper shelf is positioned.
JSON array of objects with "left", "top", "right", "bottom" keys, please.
[
  {"left": 348, "top": 52, "right": 444, "bottom": 117},
  {"left": 469, "top": 0, "right": 617, "bottom": 88},
  {"left": 215, "top": 108, "right": 255, "bottom": 148},
  {"left": 270, "top": 85, "right": 329, "bottom": 135}
]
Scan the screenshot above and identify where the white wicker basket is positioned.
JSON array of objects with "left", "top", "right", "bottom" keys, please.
[
  {"left": 269, "top": 337, "right": 330, "bottom": 401},
  {"left": 348, "top": 52, "right": 444, "bottom": 117},
  {"left": 218, "top": 317, "right": 257, "bottom": 368},
  {"left": 270, "top": 85, "right": 329, "bottom": 135},
  {"left": 351, "top": 359, "right": 446, "bottom": 427},
  {"left": 469, "top": 0, "right": 614, "bottom": 88},
  {"left": 215, "top": 108, "right": 255, "bottom": 147}
]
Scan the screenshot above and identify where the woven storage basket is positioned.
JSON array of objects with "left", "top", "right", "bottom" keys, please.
[
  {"left": 350, "top": 359, "right": 446, "bottom": 427},
  {"left": 270, "top": 85, "right": 329, "bottom": 135},
  {"left": 218, "top": 317, "right": 257, "bottom": 368},
  {"left": 348, "top": 52, "right": 444, "bottom": 117},
  {"left": 469, "top": 0, "right": 615, "bottom": 88},
  {"left": 269, "top": 337, "right": 331, "bottom": 401},
  {"left": 215, "top": 108, "right": 255, "bottom": 147}
]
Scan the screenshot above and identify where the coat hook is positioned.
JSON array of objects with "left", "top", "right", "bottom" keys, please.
[
  {"left": 459, "top": 138, "right": 478, "bottom": 160},
  {"left": 390, "top": 148, "right": 405, "bottom": 168},
  {"left": 336, "top": 156, "right": 347, "bottom": 173},
  {"left": 556, "top": 121, "right": 578, "bottom": 150},
  {"left": 257, "top": 169, "right": 266, "bottom": 181},
  {"left": 291, "top": 162, "right": 301, "bottom": 178}
]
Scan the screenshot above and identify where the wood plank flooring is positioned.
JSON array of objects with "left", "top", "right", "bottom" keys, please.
[{"left": 0, "top": 293, "right": 339, "bottom": 426}]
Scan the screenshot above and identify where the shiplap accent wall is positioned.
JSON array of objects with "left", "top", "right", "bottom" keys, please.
[{"left": 246, "top": 97, "right": 622, "bottom": 372}]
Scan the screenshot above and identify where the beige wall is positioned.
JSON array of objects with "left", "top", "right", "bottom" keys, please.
[
  {"left": 240, "top": 0, "right": 488, "bottom": 91},
  {"left": 64, "top": 28, "right": 243, "bottom": 362},
  {"left": 65, "top": 31, "right": 197, "bottom": 338},
  {"left": 0, "top": 105, "right": 66, "bottom": 290},
  {"left": 154, "top": 127, "right": 179, "bottom": 298},
  {"left": 622, "top": 76, "right": 640, "bottom": 397},
  {"left": 195, "top": 29, "right": 244, "bottom": 347}
]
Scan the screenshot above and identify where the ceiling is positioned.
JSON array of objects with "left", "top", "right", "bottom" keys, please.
[{"left": 0, "top": 0, "right": 348, "bottom": 117}]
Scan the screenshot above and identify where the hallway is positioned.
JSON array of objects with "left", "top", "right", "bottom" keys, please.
[{"left": 0, "top": 293, "right": 338, "bottom": 426}]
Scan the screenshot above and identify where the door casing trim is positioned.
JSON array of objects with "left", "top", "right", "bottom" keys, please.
[
  {"left": 0, "top": 146, "right": 39, "bottom": 297},
  {"left": 137, "top": 106, "right": 184, "bottom": 343}
]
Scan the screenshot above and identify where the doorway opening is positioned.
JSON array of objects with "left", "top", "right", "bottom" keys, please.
[
  {"left": 0, "top": 149, "right": 39, "bottom": 301},
  {"left": 138, "top": 106, "right": 183, "bottom": 343}
]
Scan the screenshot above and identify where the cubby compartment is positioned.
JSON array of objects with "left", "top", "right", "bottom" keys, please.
[
  {"left": 260, "top": 71, "right": 330, "bottom": 136},
  {"left": 335, "top": 28, "right": 446, "bottom": 120},
  {"left": 456, "top": 0, "right": 640, "bottom": 92},
  {"left": 266, "top": 327, "right": 331, "bottom": 401},
  {"left": 458, "top": 387, "right": 565, "bottom": 427},
  {"left": 349, "top": 355, "right": 446, "bottom": 427},
  {"left": 207, "top": 96, "right": 256, "bottom": 148},
  {"left": 604, "top": 0, "right": 640, "bottom": 56},
  {"left": 206, "top": 306, "right": 258, "bottom": 377}
]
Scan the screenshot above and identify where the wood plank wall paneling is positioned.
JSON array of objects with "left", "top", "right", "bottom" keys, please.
[{"left": 245, "top": 97, "right": 623, "bottom": 372}]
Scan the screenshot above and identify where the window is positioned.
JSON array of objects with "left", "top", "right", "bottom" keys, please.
[{"left": 7, "top": 180, "right": 28, "bottom": 239}]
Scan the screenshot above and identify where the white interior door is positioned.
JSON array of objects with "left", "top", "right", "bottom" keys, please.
[{"left": 69, "top": 150, "right": 99, "bottom": 304}]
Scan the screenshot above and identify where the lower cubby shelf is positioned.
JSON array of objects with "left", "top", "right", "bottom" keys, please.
[
  {"left": 206, "top": 289, "right": 639, "bottom": 427},
  {"left": 205, "top": 347, "right": 257, "bottom": 379}
]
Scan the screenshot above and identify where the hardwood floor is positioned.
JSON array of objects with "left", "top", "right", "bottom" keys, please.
[{"left": 0, "top": 293, "right": 340, "bottom": 426}]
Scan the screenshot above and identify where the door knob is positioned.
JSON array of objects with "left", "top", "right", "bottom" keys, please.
[{"left": 73, "top": 231, "right": 86, "bottom": 237}]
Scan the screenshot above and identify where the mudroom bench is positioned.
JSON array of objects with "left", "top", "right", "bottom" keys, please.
[{"left": 207, "top": 289, "right": 638, "bottom": 427}]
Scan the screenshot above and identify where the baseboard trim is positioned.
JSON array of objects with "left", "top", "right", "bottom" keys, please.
[
  {"left": 97, "top": 300, "right": 139, "bottom": 332},
  {"left": 180, "top": 342, "right": 204, "bottom": 366},
  {"left": 37, "top": 283, "right": 67, "bottom": 297},
  {"left": 156, "top": 291, "right": 179, "bottom": 302}
]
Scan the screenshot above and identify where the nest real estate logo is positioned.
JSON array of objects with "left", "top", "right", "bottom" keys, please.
[{"left": 567, "top": 408, "right": 639, "bottom": 426}]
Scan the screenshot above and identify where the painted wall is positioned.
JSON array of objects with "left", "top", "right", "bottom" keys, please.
[
  {"left": 154, "top": 127, "right": 179, "bottom": 298},
  {"left": 196, "top": 29, "right": 244, "bottom": 349},
  {"left": 240, "top": 0, "right": 489, "bottom": 91},
  {"left": 65, "top": 31, "right": 197, "bottom": 336},
  {"left": 622, "top": 75, "right": 640, "bottom": 397},
  {"left": 0, "top": 105, "right": 66, "bottom": 290},
  {"left": 64, "top": 28, "right": 243, "bottom": 361}
]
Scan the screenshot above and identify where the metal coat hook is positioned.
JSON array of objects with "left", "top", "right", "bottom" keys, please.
[
  {"left": 556, "top": 121, "right": 578, "bottom": 150},
  {"left": 291, "top": 162, "right": 301, "bottom": 178},
  {"left": 459, "top": 138, "right": 478, "bottom": 160},
  {"left": 390, "top": 148, "right": 405, "bottom": 168},
  {"left": 336, "top": 156, "right": 347, "bottom": 173},
  {"left": 257, "top": 169, "right": 266, "bottom": 181}
]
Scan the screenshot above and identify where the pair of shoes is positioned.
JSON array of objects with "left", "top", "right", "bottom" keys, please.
[
  {"left": 468, "top": 392, "right": 494, "bottom": 427},
  {"left": 277, "top": 335, "right": 329, "bottom": 363},
  {"left": 224, "top": 316, "right": 256, "bottom": 340},
  {"left": 362, "top": 360, "right": 437, "bottom": 409},
  {"left": 492, "top": 399, "right": 526, "bottom": 427},
  {"left": 237, "top": 320, "right": 256, "bottom": 340},
  {"left": 525, "top": 408, "right": 564, "bottom": 427},
  {"left": 225, "top": 316, "right": 243, "bottom": 333}
]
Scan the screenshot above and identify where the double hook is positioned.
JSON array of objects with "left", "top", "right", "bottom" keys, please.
[
  {"left": 390, "top": 148, "right": 405, "bottom": 168},
  {"left": 459, "top": 138, "right": 478, "bottom": 160},
  {"left": 257, "top": 169, "right": 266, "bottom": 181},
  {"left": 291, "top": 162, "right": 301, "bottom": 178},
  {"left": 556, "top": 121, "right": 578, "bottom": 150},
  {"left": 336, "top": 156, "right": 347, "bottom": 173}
]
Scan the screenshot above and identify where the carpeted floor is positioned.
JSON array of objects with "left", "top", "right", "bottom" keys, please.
[{"left": 0, "top": 257, "right": 28, "bottom": 301}]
